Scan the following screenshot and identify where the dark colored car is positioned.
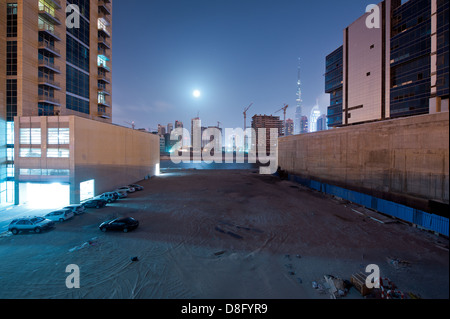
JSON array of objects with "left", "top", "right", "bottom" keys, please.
[
  {"left": 129, "top": 184, "right": 144, "bottom": 191},
  {"left": 83, "top": 198, "right": 107, "bottom": 209},
  {"left": 99, "top": 217, "right": 139, "bottom": 233}
]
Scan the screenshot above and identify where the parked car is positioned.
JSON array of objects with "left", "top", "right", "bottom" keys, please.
[
  {"left": 96, "top": 192, "right": 117, "bottom": 203},
  {"left": 45, "top": 209, "right": 75, "bottom": 222},
  {"left": 129, "top": 184, "right": 144, "bottom": 191},
  {"left": 99, "top": 217, "right": 139, "bottom": 233},
  {"left": 113, "top": 191, "right": 128, "bottom": 199},
  {"left": 116, "top": 186, "right": 136, "bottom": 193},
  {"left": 8, "top": 217, "right": 55, "bottom": 235},
  {"left": 63, "top": 204, "right": 86, "bottom": 215},
  {"left": 83, "top": 198, "right": 107, "bottom": 209}
]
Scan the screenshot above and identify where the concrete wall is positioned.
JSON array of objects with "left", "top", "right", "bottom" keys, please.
[
  {"left": 278, "top": 112, "right": 449, "bottom": 213},
  {"left": 71, "top": 116, "right": 159, "bottom": 203}
]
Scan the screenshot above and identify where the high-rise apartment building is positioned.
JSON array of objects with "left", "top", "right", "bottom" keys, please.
[
  {"left": 325, "top": 46, "right": 343, "bottom": 127},
  {"left": 326, "top": 0, "right": 448, "bottom": 127},
  {"left": 316, "top": 114, "right": 328, "bottom": 131},
  {"left": 0, "top": 1, "right": 150, "bottom": 209},
  {"left": 285, "top": 118, "right": 294, "bottom": 136},
  {"left": 251, "top": 114, "right": 283, "bottom": 154}
]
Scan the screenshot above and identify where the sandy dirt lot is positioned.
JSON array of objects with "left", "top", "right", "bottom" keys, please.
[{"left": 0, "top": 169, "right": 448, "bottom": 299}]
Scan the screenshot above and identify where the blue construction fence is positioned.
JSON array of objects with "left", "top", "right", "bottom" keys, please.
[{"left": 288, "top": 174, "right": 449, "bottom": 237}]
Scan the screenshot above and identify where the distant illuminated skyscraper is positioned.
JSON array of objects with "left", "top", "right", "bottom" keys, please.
[
  {"left": 317, "top": 114, "right": 328, "bottom": 131},
  {"left": 310, "top": 105, "right": 321, "bottom": 133},
  {"left": 295, "top": 58, "right": 303, "bottom": 135},
  {"left": 300, "top": 116, "right": 308, "bottom": 134},
  {"left": 285, "top": 119, "right": 294, "bottom": 136}
]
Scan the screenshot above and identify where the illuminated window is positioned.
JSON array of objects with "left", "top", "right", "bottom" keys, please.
[
  {"left": 19, "top": 148, "right": 42, "bottom": 158},
  {"left": 20, "top": 169, "right": 70, "bottom": 176},
  {"left": 7, "top": 148, "right": 14, "bottom": 162},
  {"left": 6, "top": 122, "right": 14, "bottom": 145},
  {"left": 48, "top": 128, "right": 70, "bottom": 145},
  {"left": 20, "top": 128, "right": 41, "bottom": 145},
  {"left": 7, "top": 164, "right": 14, "bottom": 178},
  {"left": 47, "top": 148, "right": 70, "bottom": 158},
  {"left": 98, "top": 92, "right": 106, "bottom": 104},
  {"left": 38, "top": 0, "right": 55, "bottom": 17}
]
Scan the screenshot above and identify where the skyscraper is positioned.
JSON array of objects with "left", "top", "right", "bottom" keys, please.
[
  {"left": 251, "top": 114, "right": 283, "bottom": 154},
  {"left": 316, "top": 114, "right": 328, "bottom": 131},
  {"left": 325, "top": 0, "right": 449, "bottom": 126},
  {"left": 285, "top": 118, "right": 294, "bottom": 136},
  {"left": 294, "top": 58, "right": 303, "bottom": 135},
  {"left": 325, "top": 46, "right": 343, "bottom": 127},
  {"left": 0, "top": 0, "right": 120, "bottom": 208},
  {"left": 309, "top": 105, "right": 321, "bottom": 133}
]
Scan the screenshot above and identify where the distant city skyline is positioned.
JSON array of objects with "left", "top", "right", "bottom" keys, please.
[{"left": 111, "top": 0, "right": 381, "bottom": 131}]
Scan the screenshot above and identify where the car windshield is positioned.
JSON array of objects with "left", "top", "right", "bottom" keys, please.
[{"left": 30, "top": 217, "right": 45, "bottom": 223}]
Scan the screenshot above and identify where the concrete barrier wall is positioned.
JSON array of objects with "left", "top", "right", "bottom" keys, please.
[
  {"left": 72, "top": 116, "right": 160, "bottom": 202},
  {"left": 278, "top": 112, "right": 449, "bottom": 213}
]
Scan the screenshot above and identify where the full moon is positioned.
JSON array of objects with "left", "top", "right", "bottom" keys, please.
[{"left": 193, "top": 90, "right": 201, "bottom": 98}]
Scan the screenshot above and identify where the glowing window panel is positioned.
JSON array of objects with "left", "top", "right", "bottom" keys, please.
[
  {"left": 20, "top": 169, "right": 70, "bottom": 176},
  {"left": 7, "top": 148, "right": 14, "bottom": 161},
  {"left": 48, "top": 128, "right": 70, "bottom": 145},
  {"left": 47, "top": 148, "right": 70, "bottom": 158},
  {"left": 19, "top": 148, "right": 42, "bottom": 158},
  {"left": 20, "top": 128, "right": 41, "bottom": 145},
  {"left": 6, "top": 122, "right": 14, "bottom": 145}
]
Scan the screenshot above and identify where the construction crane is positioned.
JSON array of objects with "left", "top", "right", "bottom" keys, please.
[
  {"left": 124, "top": 121, "right": 135, "bottom": 130},
  {"left": 243, "top": 102, "right": 254, "bottom": 130},
  {"left": 275, "top": 104, "right": 289, "bottom": 136}
]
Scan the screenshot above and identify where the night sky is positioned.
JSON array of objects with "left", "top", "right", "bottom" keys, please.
[{"left": 111, "top": 0, "right": 377, "bottom": 131}]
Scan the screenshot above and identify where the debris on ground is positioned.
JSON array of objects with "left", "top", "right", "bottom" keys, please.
[
  {"left": 68, "top": 237, "right": 99, "bottom": 252},
  {"left": 386, "top": 257, "right": 411, "bottom": 269},
  {"left": 312, "top": 275, "right": 350, "bottom": 299}
]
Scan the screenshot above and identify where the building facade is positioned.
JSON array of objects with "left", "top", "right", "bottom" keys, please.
[
  {"left": 326, "top": 0, "right": 448, "bottom": 127},
  {"left": 285, "top": 118, "right": 294, "bottom": 136},
  {"left": 1, "top": 1, "right": 159, "bottom": 208},
  {"left": 325, "top": 46, "right": 343, "bottom": 127},
  {"left": 251, "top": 114, "right": 283, "bottom": 153}
]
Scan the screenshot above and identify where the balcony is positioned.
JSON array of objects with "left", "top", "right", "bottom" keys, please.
[
  {"left": 98, "top": 36, "right": 111, "bottom": 49},
  {"left": 98, "top": 74, "right": 110, "bottom": 84},
  {"left": 98, "top": 64, "right": 110, "bottom": 72},
  {"left": 98, "top": 87, "right": 110, "bottom": 96},
  {"left": 38, "top": 24, "right": 61, "bottom": 41},
  {"left": 38, "top": 59, "right": 61, "bottom": 74},
  {"left": 38, "top": 95, "right": 61, "bottom": 106},
  {"left": 98, "top": 49, "right": 111, "bottom": 60},
  {"left": 38, "top": 76, "right": 61, "bottom": 90},
  {"left": 38, "top": 3, "right": 61, "bottom": 25},
  {"left": 38, "top": 40, "right": 61, "bottom": 57},
  {"left": 98, "top": 0, "right": 111, "bottom": 15},
  {"left": 47, "top": 0, "right": 62, "bottom": 9},
  {"left": 97, "top": 108, "right": 111, "bottom": 119},
  {"left": 98, "top": 100, "right": 110, "bottom": 108}
]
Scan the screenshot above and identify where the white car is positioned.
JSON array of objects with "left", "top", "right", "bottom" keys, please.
[
  {"left": 116, "top": 186, "right": 135, "bottom": 193},
  {"left": 45, "top": 209, "right": 75, "bottom": 222},
  {"left": 96, "top": 192, "right": 117, "bottom": 203},
  {"left": 113, "top": 190, "right": 128, "bottom": 199},
  {"left": 63, "top": 204, "right": 86, "bottom": 215}
]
